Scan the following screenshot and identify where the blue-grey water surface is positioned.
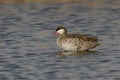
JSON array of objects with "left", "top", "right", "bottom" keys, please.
[{"left": 0, "top": 1, "right": 120, "bottom": 80}]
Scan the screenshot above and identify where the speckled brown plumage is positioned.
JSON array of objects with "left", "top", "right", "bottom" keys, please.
[{"left": 55, "top": 26, "right": 99, "bottom": 52}]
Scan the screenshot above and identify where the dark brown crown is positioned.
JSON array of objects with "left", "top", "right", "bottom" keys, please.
[{"left": 56, "top": 26, "right": 67, "bottom": 31}]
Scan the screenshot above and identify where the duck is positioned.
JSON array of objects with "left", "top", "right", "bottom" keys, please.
[{"left": 55, "top": 26, "right": 99, "bottom": 52}]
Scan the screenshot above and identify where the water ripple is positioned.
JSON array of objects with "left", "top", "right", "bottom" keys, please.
[{"left": 0, "top": 1, "right": 120, "bottom": 80}]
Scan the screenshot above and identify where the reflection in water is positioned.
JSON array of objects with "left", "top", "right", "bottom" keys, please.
[{"left": 57, "top": 51, "right": 99, "bottom": 56}]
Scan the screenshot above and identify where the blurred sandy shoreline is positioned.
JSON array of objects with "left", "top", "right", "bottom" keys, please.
[
  {"left": 0, "top": 0, "right": 119, "bottom": 9},
  {"left": 0, "top": 0, "right": 83, "bottom": 4}
]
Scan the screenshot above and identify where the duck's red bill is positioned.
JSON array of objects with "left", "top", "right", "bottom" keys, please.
[{"left": 54, "top": 32, "right": 59, "bottom": 36}]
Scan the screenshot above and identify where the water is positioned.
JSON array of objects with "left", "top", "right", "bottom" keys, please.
[{"left": 0, "top": 1, "right": 120, "bottom": 80}]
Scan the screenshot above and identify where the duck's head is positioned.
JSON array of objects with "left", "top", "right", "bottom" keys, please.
[{"left": 55, "top": 26, "right": 67, "bottom": 35}]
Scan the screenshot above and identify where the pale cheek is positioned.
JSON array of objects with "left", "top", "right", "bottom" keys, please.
[{"left": 57, "top": 29, "right": 64, "bottom": 34}]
